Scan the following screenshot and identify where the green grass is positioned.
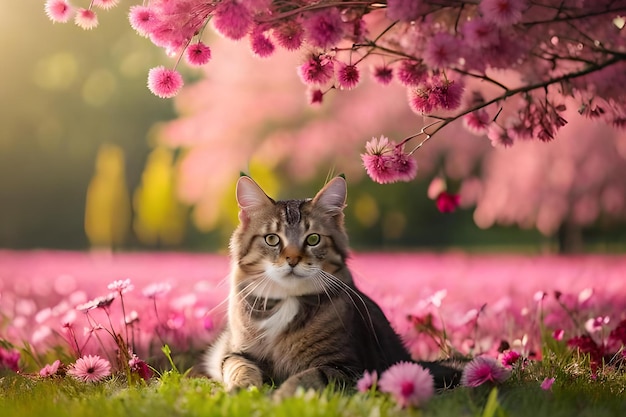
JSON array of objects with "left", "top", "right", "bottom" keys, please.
[{"left": 2, "top": 361, "right": 626, "bottom": 417}]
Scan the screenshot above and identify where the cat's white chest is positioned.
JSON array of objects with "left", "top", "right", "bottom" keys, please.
[{"left": 259, "top": 297, "right": 299, "bottom": 340}]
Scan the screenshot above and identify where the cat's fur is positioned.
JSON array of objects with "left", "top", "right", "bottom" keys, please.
[{"left": 203, "top": 176, "right": 461, "bottom": 398}]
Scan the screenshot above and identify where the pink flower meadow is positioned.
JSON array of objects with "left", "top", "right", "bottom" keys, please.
[
  {"left": 378, "top": 362, "right": 434, "bottom": 408},
  {"left": 67, "top": 355, "right": 111, "bottom": 382},
  {"left": 461, "top": 356, "right": 511, "bottom": 387}
]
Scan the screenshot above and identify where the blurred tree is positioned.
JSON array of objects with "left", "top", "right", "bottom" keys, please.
[
  {"left": 133, "top": 147, "right": 187, "bottom": 246},
  {"left": 84, "top": 144, "right": 131, "bottom": 248}
]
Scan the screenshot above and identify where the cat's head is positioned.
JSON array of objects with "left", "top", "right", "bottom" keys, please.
[{"left": 230, "top": 176, "right": 351, "bottom": 297}]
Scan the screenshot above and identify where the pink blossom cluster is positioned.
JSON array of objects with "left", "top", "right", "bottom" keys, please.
[{"left": 44, "top": 1, "right": 626, "bottom": 162}]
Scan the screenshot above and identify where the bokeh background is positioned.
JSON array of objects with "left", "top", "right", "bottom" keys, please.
[{"left": 2, "top": 2, "right": 625, "bottom": 254}]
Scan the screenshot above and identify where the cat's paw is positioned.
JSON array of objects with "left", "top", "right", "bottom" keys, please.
[{"left": 223, "top": 362, "right": 263, "bottom": 392}]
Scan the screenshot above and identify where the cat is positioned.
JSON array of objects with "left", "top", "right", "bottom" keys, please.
[{"left": 203, "top": 175, "right": 462, "bottom": 399}]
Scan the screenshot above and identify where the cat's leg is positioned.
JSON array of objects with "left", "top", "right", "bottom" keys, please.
[
  {"left": 204, "top": 332, "right": 263, "bottom": 391},
  {"left": 221, "top": 353, "right": 264, "bottom": 391},
  {"left": 273, "top": 366, "right": 352, "bottom": 401}
]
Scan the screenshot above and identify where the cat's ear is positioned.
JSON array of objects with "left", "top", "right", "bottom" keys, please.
[
  {"left": 313, "top": 176, "right": 347, "bottom": 214},
  {"left": 236, "top": 176, "right": 274, "bottom": 213}
]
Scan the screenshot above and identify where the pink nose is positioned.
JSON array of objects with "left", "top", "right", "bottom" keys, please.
[{"left": 286, "top": 256, "right": 301, "bottom": 267}]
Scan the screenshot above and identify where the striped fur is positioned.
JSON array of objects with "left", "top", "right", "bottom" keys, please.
[{"left": 203, "top": 176, "right": 461, "bottom": 398}]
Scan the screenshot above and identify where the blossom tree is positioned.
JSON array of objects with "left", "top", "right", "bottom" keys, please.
[
  {"left": 44, "top": 0, "right": 626, "bottom": 239},
  {"left": 45, "top": 1, "right": 625, "bottom": 161}
]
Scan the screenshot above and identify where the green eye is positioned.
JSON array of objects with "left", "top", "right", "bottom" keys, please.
[
  {"left": 264, "top": 234, "right": 280, "bottom": 246},
  {"left": 306, "top": 233, "right": 321, "bottom": 246}
]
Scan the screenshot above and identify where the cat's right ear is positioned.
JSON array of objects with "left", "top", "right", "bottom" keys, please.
[{"left": 236, "top": 176, "right": 274, "bottom": 225}]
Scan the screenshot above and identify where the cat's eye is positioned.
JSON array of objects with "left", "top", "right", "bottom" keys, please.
[
  {"left": 264, "top": 234, "right": 281, "bottom": 247},
  {"left": 305, "top": 233, "right": 321, "bottom": 246}
]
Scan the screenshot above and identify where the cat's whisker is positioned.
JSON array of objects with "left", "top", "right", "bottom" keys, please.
[
  {"left": 316, "top": 269, "right": 383, "bottom": 348},
  {"left": 310, "top": 274, "right": 349, "bottom": 333}
]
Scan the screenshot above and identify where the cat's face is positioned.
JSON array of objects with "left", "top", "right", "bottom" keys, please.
[{"left": 230, "top": 176, "right": 350, "bottom": 298}]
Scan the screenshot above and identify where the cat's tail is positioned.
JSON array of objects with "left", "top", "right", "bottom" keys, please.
[{"left": 418, "top": 359, "right": 467, "bottom": 390}]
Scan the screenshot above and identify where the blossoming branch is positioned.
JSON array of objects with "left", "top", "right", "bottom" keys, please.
[{"left": 44, "top": 0, "right": 626, "bottom": 184}]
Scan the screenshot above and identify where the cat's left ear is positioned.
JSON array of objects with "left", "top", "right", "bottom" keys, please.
[{"left": 313, "top": 176, "right": 347, "bottom": 214}]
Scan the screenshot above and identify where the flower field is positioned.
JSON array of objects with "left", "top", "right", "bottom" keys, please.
[{"left": 1, "top": 250, "right": 625, "bottom": 376}]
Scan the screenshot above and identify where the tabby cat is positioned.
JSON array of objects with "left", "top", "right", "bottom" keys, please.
[{"left": 203, "top": 176, "right": 461, "bottom": 399}]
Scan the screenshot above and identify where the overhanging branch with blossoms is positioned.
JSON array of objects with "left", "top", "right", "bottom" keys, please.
[{"left": 44, "top": 0, "right": 626, "bottom": 184}]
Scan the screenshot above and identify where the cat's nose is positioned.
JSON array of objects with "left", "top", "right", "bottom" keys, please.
[{"left": 286, "top": 256, "right": 301, "bottom": 267}]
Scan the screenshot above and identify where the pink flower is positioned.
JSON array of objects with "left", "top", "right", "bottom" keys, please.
[
  {"left": 74, "top": 8, "right": 98, "bottom": 30},
  {"left": 250, "top": 31, "right": 275, "bottom": 58},
  {"left": 386, "top": 0, "right": 426, "bottom": 22},
  {"left": 463, "top": 109, "right": 491, "bottom": 134},
  {"left": 147, "top": 66, "right": 184, "bottom": 98},
  {"left": 67, "top": 355, "right": 111, "bottom": 382},
  {"left": 212, "top": 0, "right": 252, "bottom": 40},
  {"left": 427, "top": 177, "right": 447, "bottom": 199},
  {"left": 378, "top": 362, "right": 434, "bottom": 408},
  {"left": 185, "top": 42, "right": 212, "bottom": 66},
  {"left": 461, "top": 356, "right": 510, "bottom": 387},
  {"left": 361, "top": 136, "right": 418, "bottom": 184},
  {"left": 108, "top": 278, "right": 134, "bottom": 294},
  {"left": 128, "top": 6, "right": 158, "bottom": 37},
  {"left": 308, "top": 88, "right": 325, "bottom": 105},
  {"left": 92, "top": 0, "right": 119, "bottom": 10},
  {"left": 142, "top": 282, "right": 172, "bottom": 299},
  {"left": 273, "top": 20, "right": 304, "bottom": 51},
  {"left": 585, "top": 316, "right": 610, "bottom": 333},
  {"left": 0, "top": 348, "right": 20, "bottom": 372},
  {"left": 392, "top": 148, "right": 418, "bottom": 182},
  {"left": 39, "top": 360, "right": 61, "bottom": 377},
  {"left": 540, "top": 377, "right": 555, "bottom": 391},
  {"left": 396, "top": 60, "right": 428, "bottom": 87},
  {"left": 129, "top": 354, "right": 153, "bottom": 381},
  {"left": 408, "top": 86, "right": 434, "bottom": 114},
  {"left": 552, "top": 329, "right": 565, "bottom": 341},
  {"left": 45, "top": 0, "right": 73, "bottom": 23},
  {"left": 462, "top": 18, "right": 499, "bottom": 48},
  {"left": 302, "top": 8, "right": 345, "bottom": 49},
  {"left": 436, "top": 192, "right": 461, "bottom": 213},
  {"left": 298, "top": 54, "right": 334, "bottom": 86},
  {"left": 430, "top": 78, "right": 464, "bottom": 111},
  {"left": 336, "top": 62, "right": 360, "bottom": 90},
  {"left": 487, "top": 124, "right": 514, "bottom": 147},
  {"left": 501, "top": 350, "right": 521, "bottom": 368},
  {"left": 357, "top": 370, "right": 378, "bottom": 392},
  {"left": 371, "top": 65, "right": 394, "bottom": 85},
  {"left": 76, "top": 293, "right": 116, "bottom": 312},
  {"left": 480, "top": 0, "right": 527, "bottom": 27},
  {"left": 423, "top": 32, "right": 460, "bottom": 69}
]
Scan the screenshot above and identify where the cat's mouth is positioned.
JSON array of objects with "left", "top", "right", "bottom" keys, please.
[{"left": 283, "top": 268, "right": 310, "bottom": 279}]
